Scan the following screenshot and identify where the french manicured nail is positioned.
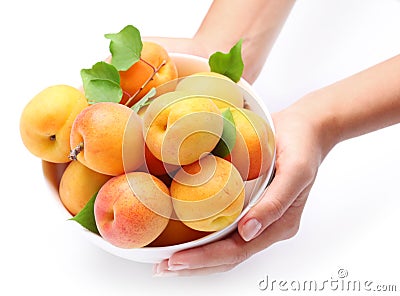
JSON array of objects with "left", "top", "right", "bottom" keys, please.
[
  {"left": 242, "top": 218, "right": 262, "bottom": 241},
  {"left": 168, "top": 264, "right": 189, "bottom": 271},
  {"left": 153, "top": 271, "right": 178, "bottom": 277},
  {"left": 152, "top": 263, "right": 178, "bottom": 277},
  {"left": 152, "top": 264, "right": 159, "bottom": 274}
]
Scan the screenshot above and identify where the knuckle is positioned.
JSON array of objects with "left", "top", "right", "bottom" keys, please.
[
  {"left": 230, "top": 237, "right": 251, "bottom": 264},
  {"left": 232, "top": 249, "right": 250, "bottom": 265},
  {"left": 281, "top": 216, "right": 300, "bottom": 240},
  {"left": 286, "top": 223, "right": 300, "bottom": 239},
  {"left": 291, "top": 158, "right": 316, "bottom": 181},
  {"left": 218, "top": 263, "right": 239, "bottom": 274},
  {"left": 268, "top": 197, "right": 286, "bottom": 221}
]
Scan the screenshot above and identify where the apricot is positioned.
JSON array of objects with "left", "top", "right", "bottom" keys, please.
[
  {"left": 170, "top": 155, "right": 245, "bottom": 232},
  {"left": 141, "top": 144, "right": 180, "bottom": 176},
  {"left": 69, "top": 102, "right": 144, "bottom": 176},
  {"left": 59, "top": 160, "right": 112, "bottom": 216},
  {"left": 20, "top": 85, "right": 88, "bottom": 163},
  {"left": 143, "top": 94, "right": 223, "bottom": 166},
  {"left": 94, "top": 172, "right": 173, "bottom": 248},
  {"left": 148, "top": 218, "right": 209, "bottom": 247},
  {"left": 176, "top": 72, "right": 244, "bottom": 108},
  {"left": 118, "top": 41, "right": 178, "bottom": 107},
  {"left": 226, "top": 107, "right": 274, "bottom": 180}
]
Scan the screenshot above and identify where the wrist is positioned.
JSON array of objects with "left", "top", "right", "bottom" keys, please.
[{"left": 291, "top": 90, "right": 342, "bottom": 160}]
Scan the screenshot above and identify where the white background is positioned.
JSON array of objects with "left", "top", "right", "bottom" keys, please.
[{"left": 2, "top": 0, "right": 400, "bottom": 295}]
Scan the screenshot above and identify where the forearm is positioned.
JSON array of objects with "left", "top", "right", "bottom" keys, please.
[
  {"left": 195, "top": 0, "right": 296, "bottom": 83},
  {"left": 145, "top": 1, "right": 294, "bottom": 83},
  {"left": 294, "top": 54, "right": 400, "bottom": 153}
]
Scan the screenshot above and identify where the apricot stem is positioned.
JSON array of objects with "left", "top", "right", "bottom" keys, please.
[
  {"left": 69, "top": 142, "right": 84, "bottom": 161},
  {"left": 124, "top": 59, "right": 167, "bottom": 107}
]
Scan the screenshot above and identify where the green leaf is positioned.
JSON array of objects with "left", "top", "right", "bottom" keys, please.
[
  {"left": 131, "top": 87, "right": 156, "bottom": 113},
  {"left": 105, "top": 25, "right": 143, "bottom": 71},
  {"left": 80, "top": 61, "right": 122, "bottom": 104},
  {"left": 69, "top": 192, "right": 100, "bottom": 235},
  {"left": 208, "top": 39, "right": 244, "bottom": 83},
  {"left": 212, "top": 108, "right": 237, "bottom": 158}
]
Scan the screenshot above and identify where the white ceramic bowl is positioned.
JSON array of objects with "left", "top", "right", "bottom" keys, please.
[{"left": 42, "top": 53, "right": 276, "bottom": 263}]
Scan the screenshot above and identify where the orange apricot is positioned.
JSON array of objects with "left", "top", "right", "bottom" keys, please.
[{"left": 119, "top": 42, "right": 178, "bottom": 107}]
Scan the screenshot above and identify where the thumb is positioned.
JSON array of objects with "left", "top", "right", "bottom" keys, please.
[{"left": 238, "top": 165, "right": 310, "bottom": 242}]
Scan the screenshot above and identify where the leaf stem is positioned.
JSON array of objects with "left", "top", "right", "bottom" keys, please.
[
  {"left": 124, "top": 59, "right": 167, "bottom": 107},
  {"left": 123, "top": 89, "right": 131, "bottom": 99}
]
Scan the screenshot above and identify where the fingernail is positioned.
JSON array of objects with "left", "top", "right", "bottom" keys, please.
[
  {"left": 152, "top": 263, "right": 179, "bottom": 277},
  {"left": 152, "top": 264, "right": 159, "bottom": 274},
  {"left": 168, "top": 263, "right": 189, "bottom": 271},
  {"left": 153, "top": 271, "right": 179, "bottom": 277},
  {"left": 152, "top": 263, "right": 163, "bottom": 276},
  {"left": 241, "top": 218, "right": 262, "bottom": 241}
]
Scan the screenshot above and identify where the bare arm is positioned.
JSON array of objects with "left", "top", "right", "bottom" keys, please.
[
  {"left": 293, "top": 54, "right": 400, "bottom": 155},
  {"left": 239, "top": 54, "right": 400, "bottom": 245},
  {"left": 146, "top": 0, "right": 296, "bottom": 83}
]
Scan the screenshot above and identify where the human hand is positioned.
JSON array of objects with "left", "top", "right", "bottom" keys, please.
[
  {"left": 153, "top": 101, "right": 334, "bottom": 276},
  {"left": 143, "top": 36, "right": 211, "bottom": 61}
]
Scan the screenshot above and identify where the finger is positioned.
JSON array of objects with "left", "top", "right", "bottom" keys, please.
[
  {"left": 153, "top": 259, "right": 169, "bottom": 275},
  {"left": 153, "top": 197, "right": 308, "bottom": 277},
  {"left": 152, "top": 233, "right": 250, "bottom": 277},
  {"left": 154, "top": 261, "right": 238, "bottom": 277},
  {"left": 142, "top": 37, "right": 201, "bottom": 56},
  {"left": 152, "top": 232, "right": 248, "bottom": 275},
  {"left": 163, "top": 197, "right": 305, "bottom": 270},
  {"left": 169, "top": 232, "right": 247, "bottom": 268},
  {"left": 238, "top": 164, "right": 313, "bottom": 242},
  {"left": 245, "top": 192, "right": 308, "bottom": 255}
]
